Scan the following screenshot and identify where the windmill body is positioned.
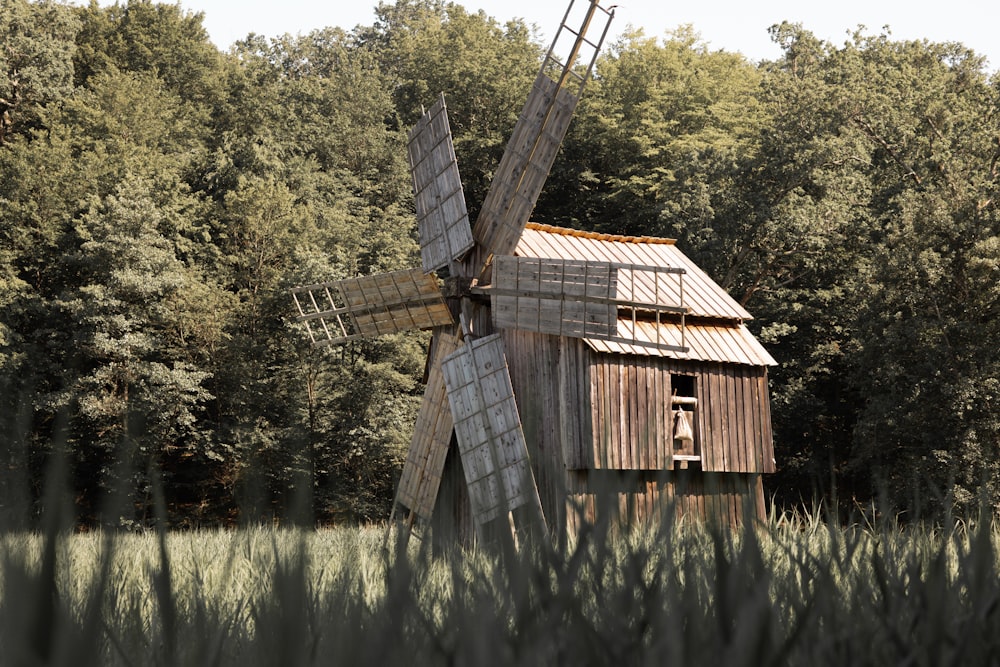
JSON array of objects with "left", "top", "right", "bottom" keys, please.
[
  {"left": 291, "top": 0, "right": 777, "bottom": 544},
  {"left": 502, "top": 224, "right": 776, "bottom": 535}
]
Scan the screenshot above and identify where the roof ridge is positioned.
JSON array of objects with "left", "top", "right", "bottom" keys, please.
[{"left": 525, "top": 222, "right": 677, "bottom": 245}]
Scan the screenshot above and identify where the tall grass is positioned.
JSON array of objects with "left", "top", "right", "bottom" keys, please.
[{"left": 3, "top": 503, "right": 1000, "bottom": 666}]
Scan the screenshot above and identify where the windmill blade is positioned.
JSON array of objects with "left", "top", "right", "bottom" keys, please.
[
  {"left": 490, "top": 256, "right": 618, "bottom": 340},
  {"left": 394, "top": 326, "right": 462, "bottom": 523},
  {"left": 471, "top": 1, "right": 614, "bottom": 261},
  {"left": 408, "top": 94, "right": 475, "bottom": 272},
  {"left": 489, "top": 256, "right": 691, "bottom": 352},
  {"left": 440, "top": 333, "right": 546, "bottom": 531},
  {"left": 290, "top": 268, "right": 453, "bottom": 347}
]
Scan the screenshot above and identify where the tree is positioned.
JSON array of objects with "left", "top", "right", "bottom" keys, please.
[
  {"left": 839, "top": 34, "right": 1000, "bottom": 511},
  {"left": 747, "top": 25, "right": 1000, "bottom": 513},
  {"left": 538, "top": 27, "right": 765, "bottom": 237},
  {"left": 72, "top": 0, "right": 222, "bottom": 105},
  {"left": 360, "top": 0, "right": 541, "bottom": 216},
  {"left": 47, "top": 180, "right": 218, "bottom": 523},
  {"left": 202, "top": 25, "right": 428, "bottom": 521},
  {"left": 0, "top": 0, "right": 79, "bottom": 143}
]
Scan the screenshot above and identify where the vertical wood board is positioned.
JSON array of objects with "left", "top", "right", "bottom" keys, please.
[
  {"left": 581, "top": 356, "right": 773, "bottom": 474},
  {"left": 563, "top": 470, "right": 766, "bottom": 538},
  {"left": 395, "top": 327, "right": 461, "bottom": 520}
]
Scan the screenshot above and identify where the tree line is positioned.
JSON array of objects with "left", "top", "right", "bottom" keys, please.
[{"left": 1, "top": 0, "right": 998, "bottom": 526}]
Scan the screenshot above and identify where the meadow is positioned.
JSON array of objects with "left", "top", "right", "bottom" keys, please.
[{"left": 3, "top": 505, "right": 1000, "bottom": 666}]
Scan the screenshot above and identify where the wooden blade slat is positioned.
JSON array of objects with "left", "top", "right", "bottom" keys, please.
[
  {"left": 471, "top": 2, "right": 614, "bottom": 262},
  {"left": 490, "top": 256, "right": 618, "bottom": 340},
  {"left": 440, "top": 334, "right": 540, "bottom": 526},
  {"left": 490, "top": 256, "right": 692, "bottom": 350},
  {"left": 290, "top": 268, "right": 453, "bottom": 347},
  {"left": 472, "top": 74, "right": 579, "bottom": 259},
  {"left": 395, "top": 326, "right": 461, "bottom": 521},
  {"left": 408, "top": 94, "right": 474, "bottom": 272}
]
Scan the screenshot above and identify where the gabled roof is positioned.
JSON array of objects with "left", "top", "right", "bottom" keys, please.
[{"left": 514, "top": 224, "right": 776, "bottom": 366}]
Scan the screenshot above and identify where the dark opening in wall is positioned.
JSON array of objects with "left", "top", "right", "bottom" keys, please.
[{"left": 671, "top": 373, "right": 699, "bottom": 462}]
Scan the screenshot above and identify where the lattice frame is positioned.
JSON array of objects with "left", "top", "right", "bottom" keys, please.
[
  {"left": 291, "top": 268, "right": 453, "bottom": 347},
  {"left": 440, "top": 334, "right": 539, "bottom": 526},
  {"left": 408, "top": 94, "right": 474, "bottom": 272}
]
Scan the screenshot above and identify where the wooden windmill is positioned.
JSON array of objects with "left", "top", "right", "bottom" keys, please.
[{"left": 291, "top": 1, "right": 719, "bottom": 541}]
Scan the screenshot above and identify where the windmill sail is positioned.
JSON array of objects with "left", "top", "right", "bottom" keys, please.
[
  {"left": 290, "top": 1, "right": 619, "bottom": 548},
  {"left": 440, "top": 334, "right": 544, "bottom": 528},
  {"left": 291, "top": 268, "right": 453, "bottom": 347},
  {"left": 472, "top": 75, "right": 578, "bottom": 259},
  {"left": 490, "top": 256, "right": 618, "bottom": 339},
  {"left": 395, "top": 326, "right": 461, "bottom": 522},
  {"left": 489, "top": 256, "right": 691, "bottom": 351},
  {"left": 471, "top": 0, "right": 614, "bottom": 260},
  {"left": 408, "top": 94, "right": 474, "bottom": 272}
]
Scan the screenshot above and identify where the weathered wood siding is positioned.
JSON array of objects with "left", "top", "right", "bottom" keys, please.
[
  {"left": 493, "top": 329, "right": 774, "bottom": 536},
  {"left": 503, "top": 329, "right": 588, "bottom": 534},
  {"left": 694, "top": 362, "right": 775, "bottom": 474},
  {"left": 584, "top": 353, "right": 775, "bottom": 474},
  {"left": 565, "top": 470, "right": 766, "bottom": 534},
  {"left": 585, "top": 353, "right": 670, "bottom": 470}
]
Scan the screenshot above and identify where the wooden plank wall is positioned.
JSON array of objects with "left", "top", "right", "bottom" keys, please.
[
  {"left": 565, "top": 470, "right": 766, "bottom": 535},
  {"left": 502, "top": 329, "right": 586, "bottom": 534},
  {"left": 586, "top": 353, "right": 671, "bottom": 470},
  {"left": 586, "top": 353, "right": 775, "bottom": 475},
  {"left": 694, "top": 362, "right": 775, "bottom": 474},
  {"left": 487, "top": 328, "right": 774, "bottom": 539}
]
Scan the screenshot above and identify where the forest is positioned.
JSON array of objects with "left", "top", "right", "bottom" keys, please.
[{"left": 1, "top": 0, "right": 998, "bottom": 527}]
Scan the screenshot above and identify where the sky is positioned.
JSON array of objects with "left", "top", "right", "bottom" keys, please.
[{"left": 110, "top": 0, "right": 998, "bottom": 72}]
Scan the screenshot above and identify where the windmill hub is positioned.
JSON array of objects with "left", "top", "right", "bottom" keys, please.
[{"left": 440, "top": 275, "right": 475, "bottom": 300}]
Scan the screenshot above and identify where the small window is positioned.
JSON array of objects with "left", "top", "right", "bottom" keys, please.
[
  {"left": 671, "top": 374, "right": 699, "bottom": 462},
  {"left": 671, "top": 374, "right": 695, "bottom": 398}
]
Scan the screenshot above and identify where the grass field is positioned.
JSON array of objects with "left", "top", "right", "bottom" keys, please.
[{"left": 3, "top": 506, "right": 1000, "bottom": 666}]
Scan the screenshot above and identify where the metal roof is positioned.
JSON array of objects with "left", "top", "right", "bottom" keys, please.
[
  {"left": 515, "top": 224, "right": 753, "bottom": 321},
  {"left": 513, "top": 224, "right": 775, "bottom": 366},
  {"left": 585, "top": 320, "right": 777, "bottom": 366}
]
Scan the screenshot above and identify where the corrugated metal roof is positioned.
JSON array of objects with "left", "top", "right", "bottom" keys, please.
[
  {"left": 515, "top": 224, "right": 752, "bottom": 321},
  {"left": 585, "top": 320, "right": 778, "bottom": 366},
  {"left": 513, "top": 224, "right": 775, "bottom": 366}
]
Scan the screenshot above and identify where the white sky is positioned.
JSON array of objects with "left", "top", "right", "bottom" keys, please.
[
  {"left": 70, "top": 0, "right": 1000, "bottom": 72},
  {"left": 87, "top": 1, "right": 998, "bottom": 72}
]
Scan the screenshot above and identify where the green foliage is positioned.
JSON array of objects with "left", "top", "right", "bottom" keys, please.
[
  {"left": 748, "top": 26, "right": 1000, "bottom": 512},
  {"left": 73, "top": 0, "right": 222, "bottom": 103},
  {"left": 540, "top": 27, "right": 765, "bottom": 237},
  {"left": 2, "top": 0, "right": 999, "bottom": 523},
  {"left": 0, "top": 0, "right": 80, "bottom": 142},
  {"left": 361, "top": 0, "right": 541, "bottom": 214}
]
